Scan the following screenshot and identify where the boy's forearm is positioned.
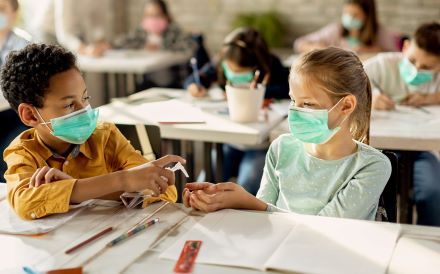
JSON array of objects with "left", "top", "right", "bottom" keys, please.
[{"left": 70, "top": 170, "right": 126, "bottom": 203}]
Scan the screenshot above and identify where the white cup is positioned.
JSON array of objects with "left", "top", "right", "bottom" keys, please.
[{"left": 225, "top": 84, "right": 266, "bottom": 123}]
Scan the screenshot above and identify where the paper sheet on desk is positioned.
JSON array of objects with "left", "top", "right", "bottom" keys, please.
[
  {"left": 0, "top": 199, "right": 98, "bottom": 235},
  {"left": 160, "top": 210, "right": 400, "bottom": 274},
  {"left": 138, "top": 99, "right": 206, "bottom": 124},
  {"left": 372, "top": 105, "right": 435, "bottom": 124},
  {"left": 0, "top": 183, "right": 6, "bottom": 201}
]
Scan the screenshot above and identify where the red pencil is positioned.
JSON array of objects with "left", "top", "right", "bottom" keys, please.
[{"left": 65, "top": 227, "right": 113, "bottom": 254}]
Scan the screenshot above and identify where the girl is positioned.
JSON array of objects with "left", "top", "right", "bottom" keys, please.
[
  {"left": 113, "top": 0, "right": 195, "bottom": 90},
  {"left": 183, "top": 47, "right": 391, "bottom": 220},
  {"left": 184, "top": 27, "right": 290, "bottom": 195},
  {"left": 113, "top": 0, "right": 194, "bottom": 54},
  {"left": 294, "top": 0, "right": 400, "bottom": 54}
]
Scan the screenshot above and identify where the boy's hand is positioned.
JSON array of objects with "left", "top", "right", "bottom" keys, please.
[
  {"left": 124, "top": 165, "right": 174, "bottom": 196},
  {"left": 372, "top": 93, "right": 395, "bottom": 110},
  {"left": 29, "top": 167, "right": 73, "bottom": 188},
  {"left": 401, "top": 93, "right": 430, "bottom": 107},
  {"left": 187, "top": 83, "right": 207, "bottom": 98}
]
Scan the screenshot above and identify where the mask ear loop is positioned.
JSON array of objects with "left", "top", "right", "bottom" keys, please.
[
  {"left": 33, "top": 107, "right": 54, "bottom": 133},
  {"left": 328, "top": 97, "right": 350, "bottom": 129}
]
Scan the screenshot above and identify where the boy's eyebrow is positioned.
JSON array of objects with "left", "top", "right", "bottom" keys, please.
[{"left": 59, "top": 89, "right": 87, "bottom": 100}]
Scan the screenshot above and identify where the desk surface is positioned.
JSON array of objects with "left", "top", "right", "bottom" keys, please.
[
  {"left": 77, "top": 50, "right": 190, "bottom": 74},
  {"left": 0, "top": 197, "right": 439, "bottom": 274},
  {"left": 99, "top": 88, "right": 288, "bottom": 146},
  {"left": 271, "top": 105, "right": 440, "bottom": 151}
]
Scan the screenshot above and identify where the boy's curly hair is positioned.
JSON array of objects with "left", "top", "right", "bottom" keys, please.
[{"left": 1, "top": 44, "right": 77, "bottom": 111}]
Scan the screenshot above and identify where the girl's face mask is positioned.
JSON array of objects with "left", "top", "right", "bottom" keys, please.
[
  {"left": 35, "top": 105, "right": 99, "bottom": 145},
  {"left": 141, "top": 17, "right": 168, "bottom": 34},
  {"left": 341, "top": 13, "right": 363, "bottom": 31},
  {"left": 288, "top": 98, "right": 348, "bottom": 144},
  {"left": 222, "top": 61, "right": 254, "bottom": 85}
]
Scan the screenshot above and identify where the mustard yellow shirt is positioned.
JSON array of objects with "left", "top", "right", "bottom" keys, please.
[{"left": 4, "top": 122, "right": 177, "bottom": 220}]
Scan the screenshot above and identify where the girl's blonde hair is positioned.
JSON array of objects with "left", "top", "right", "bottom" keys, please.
[{"left": 291, "top": 47, "right": 372, "bottom": 144}]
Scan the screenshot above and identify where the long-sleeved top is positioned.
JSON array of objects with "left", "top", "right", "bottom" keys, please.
[
  {"left": 293, "top": 22, "right": 400, "bottom": 53},
  {"left": 184, "top": 54, "right": 290, "bottom": 100},
  {"left": 4, "top": 122, "right": 177, "bottom": 220},
  {"left": 112, "top": 22, "right": 196, "bottom": 55},
  {"left": 257, "top": 134, "right": 391, "bottom": 220},
  {"left": 364, "top": 52, "right": 440, "bottom": 102}
]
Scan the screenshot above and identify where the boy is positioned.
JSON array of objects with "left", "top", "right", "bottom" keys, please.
[
  {"left": 364, "top": 22, "right": 440, "bottom": 226},
  {"left": 1, "top": 43, "right": 184, "bottom": 220},
  {"left": 0, "top": 0, "right": 30, "bottom": 180}
]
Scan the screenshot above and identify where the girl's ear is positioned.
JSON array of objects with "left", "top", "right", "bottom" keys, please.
[
  {"left": 18, "top": 103, "right": 40, "bottom": 127},
  {"left": 341, "top": 94, "right": 357, "bottom": 115}
]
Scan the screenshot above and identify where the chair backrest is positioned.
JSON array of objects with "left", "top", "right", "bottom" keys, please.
[
  {"left": 115, "top": 124, "right": 161, "bottom": 160},
  {"left": 377, "top": 151, "right": 398, "bottom": 222}
]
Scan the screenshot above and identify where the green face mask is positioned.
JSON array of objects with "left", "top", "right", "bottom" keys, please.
[
  {"left": 341, "top": 14, "right": 363, "bottom": 31},
  {"left": 222, "top": 61, "right": 254, "bottom": 85},
  {"left": 288, "top": 99, "right": 347, "bottom": 144},
  {"left": 36, "top": 105, "right": 99, "bottom": 144},
  {"left": 399, "top": 57, "right": 434, "bottom": 86}
]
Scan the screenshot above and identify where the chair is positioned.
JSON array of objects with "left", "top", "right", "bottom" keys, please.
[
  {"left": 376, "top": 151, "right": 398, "bottom": 222},
  {"left": 115, "top": 124, "right": 161, "bottom": 161}
]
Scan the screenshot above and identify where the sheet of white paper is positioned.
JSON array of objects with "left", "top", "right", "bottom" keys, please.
[
  {"left": 388, "top": 237, "right": 440, "bottom": 274},
  {"left": 159, "top": 209, "right": 296, "bottom": 270},
  {"left": 265, "top": 215, "right": 401, "bottom": 274},
  {"left": 0, "top": 199, "right": 94, "bottom": 235},
  {"left": 160, "top": 210, "right": 401, "bottom": 274},
  {"left": 372, "top": 105, "right": 435, "bottom": 124},
  {"left": 0, "top": 183, "right": 6, "bottom": 201}
]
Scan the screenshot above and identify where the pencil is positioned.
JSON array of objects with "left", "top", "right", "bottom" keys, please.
[
  {"left": 106, "top": 218, "right": 159, "bottom": 248},
  {"left": 65, "top": 227, "right": 113, "bottom": 254}
]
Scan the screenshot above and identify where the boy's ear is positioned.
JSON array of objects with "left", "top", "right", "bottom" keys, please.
[{"left": 17, "top": 103, "right": 40, "bottom": 127}]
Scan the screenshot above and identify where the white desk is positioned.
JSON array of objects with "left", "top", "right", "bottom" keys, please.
[
  {"left": 78, "top": 50, "right": 191, "bottom": 103},
  {"left": 270, "top": 106, "right": 440, "bottom": 151},
  {"left": 99, "top": 88, "right": 287, "bottom": 146},
  {"left": 77, "top": 50, "right": 190, "bottom": 74},
  {"left": 283, "top": 53, "right": 378, "bottom": 68},
  {"left": 0, "top": 199, "right": 439, "bottom": 274}
]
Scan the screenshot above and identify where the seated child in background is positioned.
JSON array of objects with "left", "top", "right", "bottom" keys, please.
[
  {"left": 0, "top": 0, "right": 30, "bottom": 180},
  {"left": 183, "top": 47, "right": 391, "bottom": 221},
  {"left": 294, "top": 0, "right": 400, "bottom": 54},
  {"left": 184, "top": 27, "right": 290, "bottom": 195},
  {"left": 1, "top": 44, "right": 185, "bottom": 220},
  {"left": 113, "top": 0, "right": 195, "bottom": 89},
  {"left": 364, "top": 21, "right": 440, "bottom": 226}
]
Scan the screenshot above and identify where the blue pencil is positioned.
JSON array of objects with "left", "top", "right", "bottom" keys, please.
[
  {"left": 22, "top": 266, "right": 40, "bottom": 274},
  {"left": 190, "top": 57, "right": 201, "bottom": 86}
]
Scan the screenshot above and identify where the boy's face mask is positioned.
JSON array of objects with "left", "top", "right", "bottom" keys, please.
[
  {"left": 35, "top": 105, "right": 99, "bottom": 145},
  {"left": 288, "top": 98, "right": 348, "bottom": 144},
  {"left": 399, "top": 57, "right": 434, "bottom": 86},
  {"left": 222, "top": 61, "right": 254, "bottom": 85},
  {"left": 341, "top": 13, "right": 363, "bottom": 31}
]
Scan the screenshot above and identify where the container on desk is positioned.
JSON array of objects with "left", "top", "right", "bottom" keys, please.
[{"left": 225, "top": 84, "right": 265, "bottom": 123}]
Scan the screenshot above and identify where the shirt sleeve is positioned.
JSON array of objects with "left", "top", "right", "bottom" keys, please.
[
  {"left": 293, "top": 23, "right": 340, "bottom": 53},
  {"left": 317, "top": 156, "right": 391, "bottom": 219},
  {"left": 256, "top": 141, "right": 280, "bottom": 208},
  {"left": 4, "top": 148, "right": 76, "bottom": 220},
  {"left": 363, "top": 55, "right": 385, "bottom": 97},
  {"left": 105, "top": 124, "right": 178, "bottom": 204}
]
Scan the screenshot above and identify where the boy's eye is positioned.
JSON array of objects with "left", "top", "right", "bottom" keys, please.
[
  {"left": 82, "top": 95, "right": 91, "bottom": 102},
  {"left": 65, "top": 103, "right": 75, "bottom": 109}
]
